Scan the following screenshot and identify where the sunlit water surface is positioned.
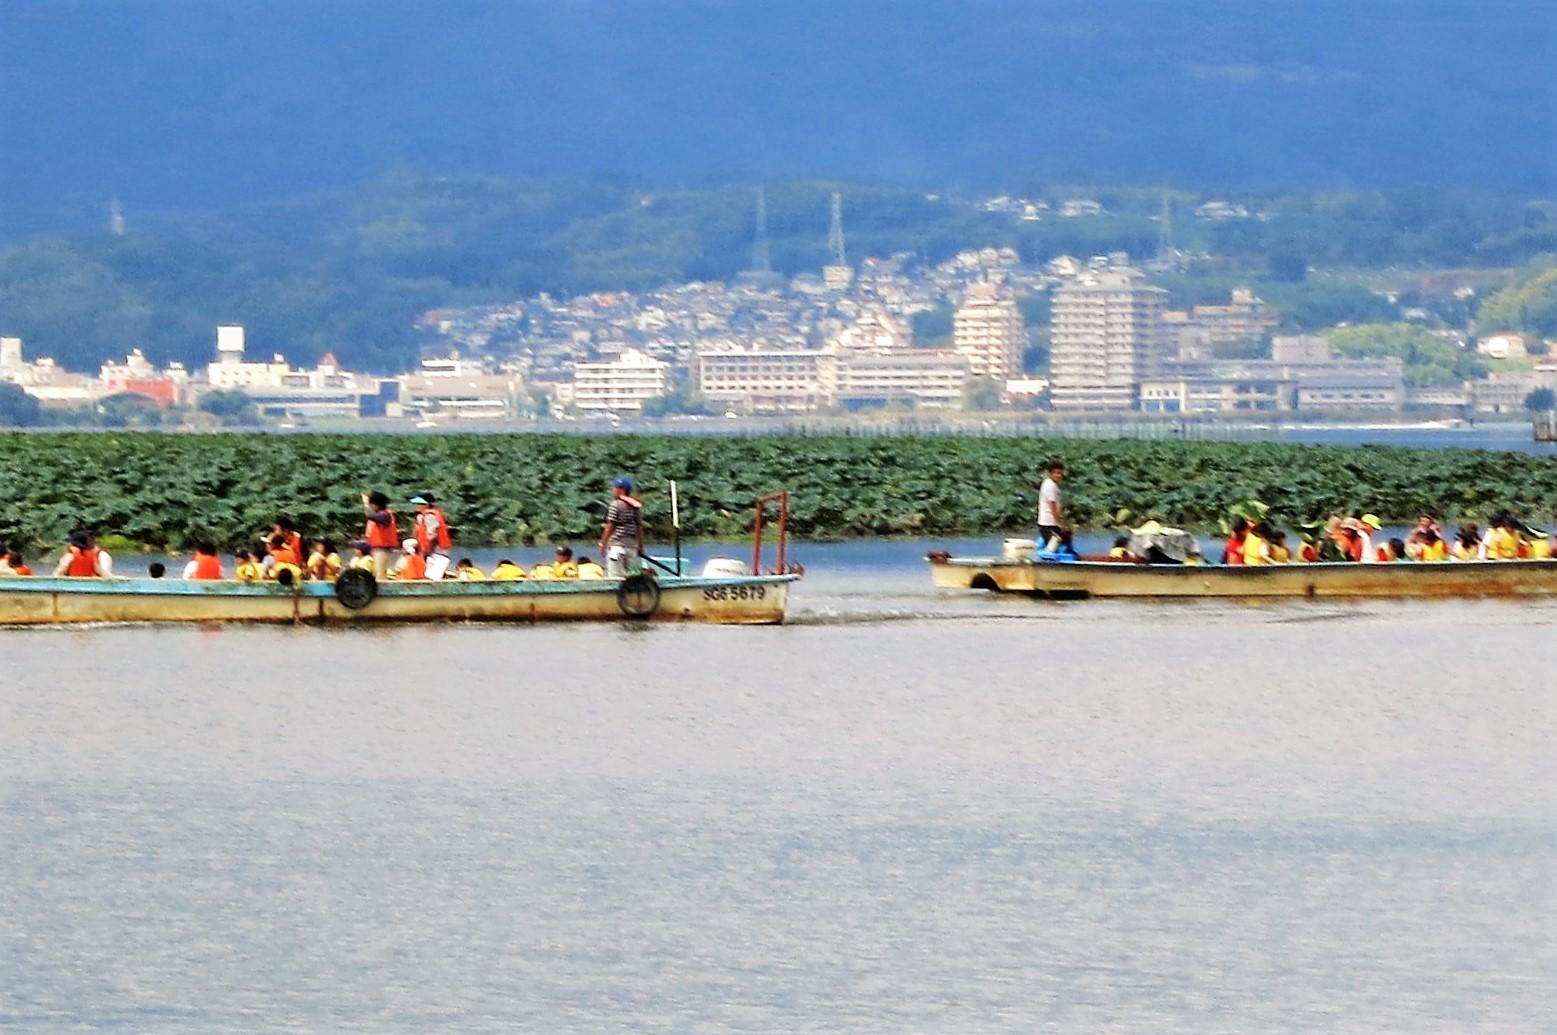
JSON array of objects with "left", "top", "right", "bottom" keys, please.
[{"left": 3, "top": 541, "right": 1554, "bottom": 1032}]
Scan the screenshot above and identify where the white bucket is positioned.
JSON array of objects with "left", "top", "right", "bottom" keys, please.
[
  {"left": 1001, "top": 538, "right": 1037, "bottom": 562},
  {"left": 701, "top": 557, "right": 751, "bottom": 578}
]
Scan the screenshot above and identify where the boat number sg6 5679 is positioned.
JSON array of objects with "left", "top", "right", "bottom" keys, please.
[{"left": 703, "top": 584, "right": 766, "bottom": 601}]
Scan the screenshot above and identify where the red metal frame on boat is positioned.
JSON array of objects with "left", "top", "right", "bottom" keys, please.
[{"left": 752, "top": 491, "right": 789, "bottom": 575}]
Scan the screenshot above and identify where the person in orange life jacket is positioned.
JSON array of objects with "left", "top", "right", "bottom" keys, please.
[
  {"left": 182, "top": 541, "right": 224, "bottom": 580},
  {"left": 1221, "top": 516, "right": 1248, "bottom": 565},
  {"left": 410, "top": 494, "right": 453, "bottom": 581},
  {"left": 2, "top": 545, "right": 32, "bottom": 576},
  {"left": 270, "top": 516, "right": 304, "bottom": 574},
  {"left": 54, "top": 530, "right": 113, "bottom": 577},
  {"left": 266, "top": 533, "right": 304, "bottom": 582},
  {"left": 393, "top": 538, "right": 427, "bottom": 580},
  {"left": 361, "top": 491, "right": 399, "bottom": 578}
]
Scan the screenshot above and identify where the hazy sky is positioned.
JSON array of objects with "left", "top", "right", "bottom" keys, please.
[{"left": 1, "top": 0, "right": 1552, "bottom": 235}]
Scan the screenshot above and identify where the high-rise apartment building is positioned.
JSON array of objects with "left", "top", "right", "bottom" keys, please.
[
  {"left": 953, "top": 283, "right": 1025, "bottom": 382},
  {"left": 1049, "top": 268, "right": 1170, "bottom": 410}
]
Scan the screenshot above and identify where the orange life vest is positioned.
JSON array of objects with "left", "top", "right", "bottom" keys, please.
[
  {"left": 269, "top": 544, "right": 301, "bottom": 567},
  {"left": 66, "top": 545, "right": 100, "bottom": 577},
  {"left": 1224, "top": 533, "right": 1245, "bottom": 565},
  {"left": 415, "top": 506, "right": 452, "bottom": 553},
  {"left": 400, "top": 553, "right": 427, "bottom": 580},
  {"left": 365, "top": 508, "right": 399, "bottom": 549},
  {"left": 193, "top": 553, "right": 223, "bottom": 579},
  {"left": 1376, "top": 545, "right": 1392, "bottom": 562}
]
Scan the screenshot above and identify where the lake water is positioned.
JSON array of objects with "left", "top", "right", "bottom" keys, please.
[{"left": 3, "top": 541, "right": 1554, "bottom": 1032}]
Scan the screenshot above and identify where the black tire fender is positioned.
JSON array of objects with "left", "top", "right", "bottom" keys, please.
[
  {"left": 335, "top": 568, "right": 379, "bottom": 610},
  {"left": 615, "top": 573, "right": 661, "bottom": 618}
]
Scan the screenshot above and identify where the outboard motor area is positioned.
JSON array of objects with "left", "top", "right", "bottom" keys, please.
[{"left": 701, "top": 558, "right": 751, "bottom": 578}]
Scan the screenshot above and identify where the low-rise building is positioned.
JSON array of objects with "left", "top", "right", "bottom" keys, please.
[
  {"left": 831, "top": 349, "right": 968, "bottom": 410},
  {"left": 570, "top": 347, "right": 669, "bottom": 413},
  {"left": 1140, "top": 355, "right": 1406, "bottom": 414},
  {"left": 1468, "top": 369, "right": 1557, "bottom": 413},
  {"left": 696, "top": 347, "right": 835, "bottom": 413}
]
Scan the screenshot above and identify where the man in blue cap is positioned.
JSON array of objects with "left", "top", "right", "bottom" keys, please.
[{"left": 598, "top": 476, "right": 643, "bottom": 578}]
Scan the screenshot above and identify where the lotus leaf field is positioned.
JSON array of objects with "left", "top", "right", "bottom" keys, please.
[{"left": 1, "top": 432, "right": 1555, "bottom": 551}]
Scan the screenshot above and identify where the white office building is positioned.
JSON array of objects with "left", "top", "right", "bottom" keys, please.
[{"left": 1049, "top": 268, "right": 1170, "bottom": 411}]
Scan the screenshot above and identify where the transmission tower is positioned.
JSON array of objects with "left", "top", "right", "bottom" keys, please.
[
  {"left": 750, "top": 184, "right": 772, "bottom": 274},
  {"left": 828, "top": 192, "right": 847, "bottom": 267},
  {"left": 1156, "top": 192, "right": 1173, "bottom": 263}
]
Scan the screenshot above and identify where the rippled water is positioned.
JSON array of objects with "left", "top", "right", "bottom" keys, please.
[{"left": 3, "top": 541, "right": 1555, "bottom": 1031}]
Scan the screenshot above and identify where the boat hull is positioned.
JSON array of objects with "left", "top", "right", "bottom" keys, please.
[
  {"left": 0, "top": 574, "right": 797, "bottom": 626},
  {"left": 929, "top": 555, "right": 1557, "bottom": 599}
]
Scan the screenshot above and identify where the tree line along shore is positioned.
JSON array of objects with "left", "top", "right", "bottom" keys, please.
[{"left": 1, "top": 432, "right": 1554, "bottom": 552}]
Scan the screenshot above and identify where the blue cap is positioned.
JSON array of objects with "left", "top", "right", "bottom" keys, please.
[
  {"left": 409, "top": 495, "right": 429, "bottom": 505},
  {"left": 613, "top": 477, "right": 632, "bottom": 491}
]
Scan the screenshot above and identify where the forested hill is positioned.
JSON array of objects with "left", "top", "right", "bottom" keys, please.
[
  {"left": 2, "top": 1, "right": 1553, "bottom": 240},
  {"left": 0, "top": 175, "right": 1554, "bottom": 375}
]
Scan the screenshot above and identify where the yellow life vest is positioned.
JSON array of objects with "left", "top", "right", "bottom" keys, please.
[
  {"left": 1488, "top": 528, "right": 1519, "bottom": 560},
  {"left": 529, "top": 563, "right": 556, "bottom": 580},
  {"left": 235, "top": 561, "right": 263, "bottom": 581},
  {"left": 1108, "top": 546, "right": 1128, "bottom": 559},
  {"left": 577, "top": 561, "right": 606, "bottom": 580},
  {"left": 1242, "top": 533, "right": 1269, "bottom": 566},
  {"left": 458, "top": 566, "right": 487, "bottom": 581},
  {"left": 491, "top": 563, "right": 526, "bottom": 581},
  {"left": 268, "top": 561, "right": 303, "bottom": 583},
  {"left": 1529, "top": 537, "right": 1553, "bottom": 559},
  {"left": 348, "top": 554, "right": 375, "bottom": 571},
  {"left": 552, "top": 560, "right": 579, "bottom": 578},
  {"left": 1270, "top": 544, "right": 1290, "bottom": 564},
  {"left": 1419, "top": 539, "right": 1447, "bottom": 562}
]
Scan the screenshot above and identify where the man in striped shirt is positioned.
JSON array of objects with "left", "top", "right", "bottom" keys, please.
[{"left": 598, "top": 477, "right": 643, "bottom": 578}]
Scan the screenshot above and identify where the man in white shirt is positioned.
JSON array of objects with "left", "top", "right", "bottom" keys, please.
[{"left": 1036, "top": 460, "right": 1071, "bottom": 551}]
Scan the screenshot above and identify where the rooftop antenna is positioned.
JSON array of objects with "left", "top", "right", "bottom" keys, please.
[
  {"left": 109, "top": 196, "right": 126, "bottom": 237},
  {"left": 828, "top": 191, "right": 846, "bottom": 267},
  {"left": 750, "top": 184, "right": 772, "bottom": 274}
]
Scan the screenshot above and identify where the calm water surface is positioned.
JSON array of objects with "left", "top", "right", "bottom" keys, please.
[{"left": 3, "top": 541, "right": 1554, "bottom": 1032}]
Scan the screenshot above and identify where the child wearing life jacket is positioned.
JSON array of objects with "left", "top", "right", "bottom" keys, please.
[
  {"left": 1242, "top": 521, "right": 1271, "bottom": 566},
  {"left": 393, "top": 538, "right": 427, "bottom": 580},
  {"left": 1416, "top": 529, "right": 1448, "bottom": 562},
  {"left": 266, "top": 534, "right": 304, "bottom": 583},
  {"left": 576, "top": 556, "right": 606, "bottom": 579},
  {"left": 182, "top": 542, "right": 224, "bottom": 580},
  {"left": 490, "top": 559, "right": 526, "bottom": 581},
  {"left": 3, "top": 546, "right": 32, "bottom": 576},
  {"left": 1222, "top": 516, "right": 1248, "bottom": 565},
  {"left": 346, "top": 541, "right": 375, "bottom": 572},
  {"left": 454, "top": 558, "right": 487, "bottom": 581},
  {"left": 1267, "top": 530, "right": 1291, "bottom": 564},
  {"left": 307, "top": 539, "right": 342, "bottom": 581},
  {"left": 1108, "top": 536, "right": 1131, "bottom": 560},
  {"left": 234, "top": 549, "right": 263, "bottom": 581}
]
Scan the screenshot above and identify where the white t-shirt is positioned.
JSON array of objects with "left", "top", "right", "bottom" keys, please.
[{"left": 1038, "top": 477, "right": 1063, "bottom": 527}]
